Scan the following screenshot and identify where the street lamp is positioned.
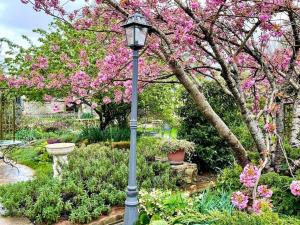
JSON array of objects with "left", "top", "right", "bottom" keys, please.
[{"left": 122, "top": 12, "right": 151, "bottom": 225}]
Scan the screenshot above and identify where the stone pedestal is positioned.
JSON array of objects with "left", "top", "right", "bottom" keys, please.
[
  {"left": 171, "top": 162, "right": 198, "bottom": 186},
  {"left": 46, "top": 143, "right": 75, "bottom": 178}
]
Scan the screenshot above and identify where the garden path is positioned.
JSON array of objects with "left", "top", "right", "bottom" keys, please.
[{"left": 0, "top": 161, "right": 34, "bottom": 225}]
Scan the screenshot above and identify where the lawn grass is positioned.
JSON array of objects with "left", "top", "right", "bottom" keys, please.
[{"left": 9, "top": 142, "right": 53, "bottom": 178}]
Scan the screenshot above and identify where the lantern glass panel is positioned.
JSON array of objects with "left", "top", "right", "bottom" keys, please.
[
  {"left": 134, "top": 26, "right": 148, "bottom": 46},
  {"left": 125, "top": 26, "right": 134, "bottom": 47}
]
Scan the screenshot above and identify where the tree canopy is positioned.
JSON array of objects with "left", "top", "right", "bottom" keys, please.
[{"left": 2, "top": 0, "right": 300, "bottom": 169}]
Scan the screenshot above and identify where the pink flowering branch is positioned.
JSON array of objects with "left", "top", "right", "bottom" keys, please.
[{"left": 252, "top": 158, "right": 268, "bottom": 202}]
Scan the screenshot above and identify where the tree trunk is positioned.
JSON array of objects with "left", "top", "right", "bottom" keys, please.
[
  {"left": 170, "top": 60, "right": 249, "bottom": 167},
  {"left": 272, "top": 99, "right": 284, "bottom": 172},
  {"left": 290, "top": 92, "right": 300, "bottom": 148}
]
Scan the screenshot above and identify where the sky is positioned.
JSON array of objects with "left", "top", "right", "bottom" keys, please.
[
  {"left": 0, "top": 0, "right": 88, "bottom": 60},
  {"left": 0, "top": 1, "right": 52, "bottom": 59}
]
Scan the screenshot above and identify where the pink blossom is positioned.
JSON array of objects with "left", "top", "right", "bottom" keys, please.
[
  {"left": 103, "top": 96, "right": 111, "bottom": 104},
  {"left": 70, "top": 71, "right": 90, "bottom": 89},
  {"left": 75, "top": 99, "right": 82, "bottom": 105},
  {"left": 43, "top": 94, "right": 53, "bottom": 102},
  {"left": 24, "top": 54, "right": 32, "bottom": 61},
  {"left": 68, "top": 13, "right": 75, "bottom": 21},
  {"left": 242, "top": 78, "right": 255, "bottom": 90},
  {"left": 258, "top": 185, "right": 273, "bottom": 198},
  {"left": 252, "top": 199, "right": 272, "bottom": 214},
  {"left": 231, "top": 191, "right": 248, "bottom": 210},
  {"left": 52, "top": 103, "right": 60, "bottom": 113},
  {"left": 260, "top": 34, "right": 270, "bottom": 43},
  {"left": 32, "top": 56, "right": 49, "bottom": 70},
  {"left": 264, "top": 123, "right": 276, "bottom": 133},
  {"left": 37, "top": 56, "right": 49, "bottom": 69},
  {"left": 259, "top": 14, "right": 271, "bottom": 22},
  {"left": 80, "top": 59, "right": 89, "bottom": 67},
  {"left": 191, "top": 1, "right": 200, "bottom": 10},
  {"left": 240, "top": 164, "right": 260, "bottom": 188},
  {"left": 67, "top": 63, "right": 76, "bottom": 69},
  {"left": 290, "top": 180, "right": 300, "bottom": 196},
  {"left": 114, "top": 90, "right": 123, "bottom": 103},
  {"left": 60, "top": 53, "right": 70, "bottom": 63},
  {"left": 50, "top": 44, "right": 60, "bottom": 52},
  {"left": 91, "top": 103, "right": 98, "bottom": 109},
  {"left": 207, "top": 0, "right": 224, "bottom": 7}
]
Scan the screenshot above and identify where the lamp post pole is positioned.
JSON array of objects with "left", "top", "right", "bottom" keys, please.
[
  {"left": 122, "top": 12, "right": 151, "bottom": 225},
  {"left": 124, "top": 49, "right": 139, "bottom": 225}
]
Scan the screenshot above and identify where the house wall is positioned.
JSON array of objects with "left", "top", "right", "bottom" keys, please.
[{"left": 22, "top": 101, "right": 66, "bottom": 115}]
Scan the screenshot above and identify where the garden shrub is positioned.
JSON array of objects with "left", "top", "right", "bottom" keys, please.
[
  {"left": 139, "top": 188, "right": 300, "bottom": 225},
  {"left": 215, "top": 164, "right": 243, "bottom": 191},
  {"left": 284, "top": 140, "right": 300, "bottom": 160},
  {"left": 0, "top": 177, "right": 62, "bottom": 224},
  {"left": 77, "top": 126, "right": 131, "bottom": 143},
  {"left": 0, "top": 144, "right": 177, "bottom": 224},
  {"left": 260, "top": 172, "right": 300, "bottom": 217},
  {"left": 57, "top": 132, "right": 77, "bottom": 143},
  {"left": 16, "top": 128, "right": 44, "bottom": 141},
  {"left": 137, "top": 136, "right": 163, "bottom": 161},
  {"left": 42, "top": 121, "right": 69, "bottom": 132},
  {"left": 177, "top": 82, "right": 252, "bottom": 171},
  {"left": 216, "top": 165, "right": 300, "bottom": 217},
  {"left": 16, "top": 127, "right": 66, "bottom": 141},
  {"left": 138, "top": 189, "right": 191, "bottom": 223},
  {"left": 173, "top": 210, "right": 300, "bottom": 225}
]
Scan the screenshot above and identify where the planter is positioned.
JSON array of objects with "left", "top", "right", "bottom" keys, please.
[
  {"left": 167, "top": 149, "right": 185, "bottom": 165},
  {"left": 46, "top": 143, "right": 75, "bottom": 178}
]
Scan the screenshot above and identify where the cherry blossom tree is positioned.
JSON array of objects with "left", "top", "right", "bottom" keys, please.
[
  {"left": 7, "top": 0, "right": 300, "bottom": 169},
  {"left": 1, "top": 20, "right": 179, "bottom": 129}
]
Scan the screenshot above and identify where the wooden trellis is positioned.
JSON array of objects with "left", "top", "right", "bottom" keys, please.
[{"left": 0, "top": 89, "right": 20, "bottom": 141}]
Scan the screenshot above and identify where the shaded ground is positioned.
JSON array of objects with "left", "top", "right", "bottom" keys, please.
[
  {"left": 0, "top": 161, "right": 34, "bottom": 225},
  {"left": 186, "top": 172, "right": 217, "bottom": 194}
]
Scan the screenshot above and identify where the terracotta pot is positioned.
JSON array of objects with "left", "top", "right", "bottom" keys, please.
[{"left": 167, "top": 149, "right": 185, "bottom": 165}]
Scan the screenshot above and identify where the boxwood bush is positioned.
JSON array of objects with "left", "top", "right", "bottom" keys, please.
[{"left": 0, "top": 144, "right": 177, "bottom": 224}]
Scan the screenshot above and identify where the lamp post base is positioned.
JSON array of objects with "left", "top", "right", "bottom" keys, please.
[
  {"left": 124, "top": 186, "right": 138, "bottom": 225},
  {"left": 124, "top": 202, "right": 138, "bottom": 225}
]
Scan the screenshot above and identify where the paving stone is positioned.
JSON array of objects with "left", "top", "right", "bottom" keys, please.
[
  {"left": 0, "top": 162, "right": 35, "bottom": 185},
  {"left": 0, "top": 161, "right": 34, "bottom": 225}
]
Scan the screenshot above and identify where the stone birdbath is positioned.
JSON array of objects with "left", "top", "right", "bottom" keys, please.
[{"left": 46, "top": 143, "right": 75, "bottom": 178}]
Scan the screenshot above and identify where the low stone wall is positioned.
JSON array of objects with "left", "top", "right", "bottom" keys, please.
[
  {"left": 155, "top": 157, "right": 198, "bottom": 187},
  {"left": 171, "top": 162, "right": 198, "bottom": 186}
]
